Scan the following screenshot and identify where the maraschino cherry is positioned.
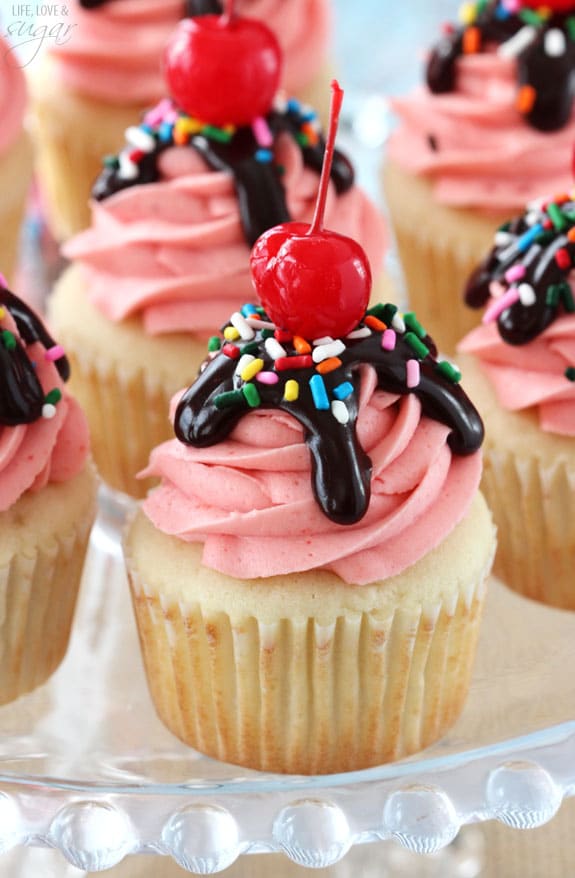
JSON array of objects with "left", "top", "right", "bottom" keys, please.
[
  {"left": 164, "top": 0, "right": 282, "bottom": 127},
  {"left": 521, "top": 0, "right": 575, "bottom": 9},
  {"left": 250, "top": 81, "right": 371, "bottom": 341}
]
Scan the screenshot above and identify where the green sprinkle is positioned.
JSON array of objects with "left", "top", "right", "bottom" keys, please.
[
  {"left": 404, "top": 332, "right": 430, "bottom": 359},
  {"left": 242, "top": 383, "right": 261, "bottom": 408},
  {"left": 547, "top": 284, "right": 561, "bottom": 307},
  {"left": 436, "top": 361, "right": 462, "bottom": 384},
  {"left": 295, "top": 132, "right": 309, "bottom": 147},
  {"left": 547, "top": 202, "right": 569, "bottom": 232},
  {"left": 519, "top": 9, "right": 544, "bottom": 27},
  {"left": 255, "top": 305, "right": 266, "bottom": 315},
  {"left": 381, "top": 303, "right": 398, "bottom": 326},
  {"left": 214, "top": 390, "right": 244, "bottom": 410},
  {"left": 404, "top": 312, "right": 427, "bottom": 340},
  {"left": 567, "top": 16, "right": 575, "bottom": 41},
  {"left": 261, "top": 329, "right": 275, "bottom": 340},
  {"left": 498, "top": 221, "right": 511, "bottom": 233},
  {"left": 561, "top": 283, "right": 575, "bottom": 313},
  {"left": 477, "top": 0, "right": 489, "bottom": 11},
  {"left": 203, "top": 125, "right": 233, "bottom": 143},
  {"left": 565, "top": 367, "right": 575, "bottom": 382},
  {"left": 208, "top": 336, "right": 221, "bottom": 353},
  {"left": 366, "top": 303, "right": 387, "bottom": 320},
  {"left": 2, "top": 330, "right": 16, "bottom": 350},
  {"left": 44, "top": 388, "right": 62, "bottom": 405},
  {"left": 241, "top": 342, "right": 260, "bottom": 356},
  {"left": 103, "top": 154, "right": 119, "bottom": 169}
]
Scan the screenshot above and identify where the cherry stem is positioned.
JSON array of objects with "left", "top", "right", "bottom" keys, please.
[
  {"left": 221, "top": 0, "right": 236, "bottom": 25},
  {"left": 309, "top": 80, "right": 344, "bottom": 236}
]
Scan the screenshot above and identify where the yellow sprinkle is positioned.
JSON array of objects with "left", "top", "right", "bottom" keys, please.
[
  {"left": 241, "top": 358, "right": 264, "bottom": 382},
  {"left": 224, "top": 326, "right": 240, "bottom": 341},
  {"left": 0, "top": 307, "right": 5, "bottom": 320},
  {"left": 284, "top": 379, "right": 299, "bottom": 402},
  {"left": 176, "top": 116, "right": 203, "bottom": 135},
  {"left": 458, "top": 1, "right": 476, "bottom": 24},
  {"left": 223, "top": 124, "right": 236, "bottom": 135}
]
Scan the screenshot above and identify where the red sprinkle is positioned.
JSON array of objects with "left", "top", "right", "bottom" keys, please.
[
  {"left": 543, "top": 219, "right": 553, "bottom": 231},
  {"left": 275, "top": 355, "right": 313, "bottom": 371},
  {"left": 222, "top": 343, "right": 240, "bottom": 359},
  {"left": 274, "top": 329, "right": 293, "bottom": 343},
  {"left": 129, "top": 149, "right": 145, "bottom": 163},
  {"left": 555, "top": 248, "right": 571, "bottom": 270}
]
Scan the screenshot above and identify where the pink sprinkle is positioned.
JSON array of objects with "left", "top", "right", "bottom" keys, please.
[
  {"left": 0, "top": 272, "right": 6, "bottom": 288},
  {"left": 252, "top": 116, "right": 273, "bottom": 148},
  {"left": 381, "top": 329, "right": 396, "bottom": 351},
  {"left": 406, "top": 359, "right": 420, "bottom": 389},
  {"left": 483, "top": 287, "right": 520, "bottom": 324},
  {"left": 504, "top": 264, "right": 526, "bottom": 284},
  {"left": 143, "top": 98, "right": 172, "bottom": 127},
  {"left": 256, "top": 371, "right": 279, "bottom": 385},
  {"left": 489, "top": 280, "right": 506, "bottom": 299},
  {"left": 502, "top": 0, "right": 520, "bottom": 11},
  {"left": 45, "top": 345, "right": 66, "bottom": 362}
]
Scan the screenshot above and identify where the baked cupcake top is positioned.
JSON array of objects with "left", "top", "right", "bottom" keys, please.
[
  {"left": 460, "top": 189, "right": 575, "bottom": 435},
  {"left": 51, "top": 0, "right": 331, "bottom": 104},
  {"left": 142, "top": 84, "right": 484, "bottom": 584},
  {"left": 0, "top": 285, "right": 90, "bottom": 511},
  {"left": 388, "top": 0, "right": 575, "bottom": 211},
  {"left": 0, "top": 36, "right": 27, "bottom": 156},
  {"left": 65, "top": 14, "right": 385, "bottom": 338}
]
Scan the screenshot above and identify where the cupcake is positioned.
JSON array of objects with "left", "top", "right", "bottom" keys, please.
[
  {"left": 0, "top": 38, "right": 33, "bottom": 283},
  {"left": 459, "top": 188, "right": 575, "bottom": 609},
  {"left": 124, "top": 86, "right": 495, "bottom": 773},
  {"left": 0, "top": 282, "right": 96, "bottom": 704},
  {"left": 50, "top": 24, "right": 386, "bottom": 499},
  {"left": 384, "top": 0, "right": 575, "bottom": 353},
  {"left": 29, "top": 0, "right": 333, "bottom": 241}
]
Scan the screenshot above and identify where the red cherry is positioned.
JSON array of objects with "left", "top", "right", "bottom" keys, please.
[
  {"left": 250, "top": 81, "right": 371, "bottom": 340},
  {"left": 521, "top": 0, "right": 574, "bottom": 9},
  {"left": 163, "top": 0, "right": 282, "bottom": 127}
]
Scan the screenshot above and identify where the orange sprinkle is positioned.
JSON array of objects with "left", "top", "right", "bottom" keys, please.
[
  {"left": 173, "top": 128, "right": 190, "bottom": 146},
  {"left": 293, "top": 336, "right": 312, "bottom": 354},
  {"left": 554, "top": 193, "right": 570, "bottom": 205},
  {"left": 317, "top": 357, "right": 342, "bottom": 375},
  {"left": 517, "top": 85, "right": 537, "bottom": 115},
  {"left": 302, "top": 123, "right": 320, "bottom": 146},
  {"left": 567, "top": 228, "right": 575, "bottom": 243},
  {"left": 463, "top": 26, "right": 481, "bottom": 55},
  {"left": 365, "top": 315, "right": 387, "bottom": 332}
]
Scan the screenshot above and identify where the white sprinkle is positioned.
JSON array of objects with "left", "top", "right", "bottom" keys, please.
[
  {"left": 313, "top": 336, "right": 334, "bottom": 346},
  {"left": 312, "top": 340, "right": 346, "bottom": 363},
  {"left": 265, "top": 337, "right": 286, "bottom": 360},
  {"left": 498, "top": 25, "right": 536, "bottom": 59},
  {"left": 497, "top": 242, "right": 519, "bottom": 263},
  {"left": 494, "top": 231, "right": 513, "bottom": 248},
  {"left": 519, "top": 283, "right": 537, "bottom": 307},
  {"left": 545, "top": 28, "right": 566, "bottom": 58},
  {"left": 392, "top": 313, "right": 406, "bottom": 333},
  {"left": 273, "top": 93, "right": 288, "bottom": 114},
  {"left": 230, "top": 311, "right": 255, "bottom": 341},
  {"left": 525, "top": 211, "right": 540, "bottom": 227},
  {"left": 125, "top": 125, "right": 156, "bottom": 153},
  {"left": 526, "top": 196, "right": 546, "bottom": 213},
  {"left": 346, "top": 327, "right": 371, "bottom": 340},
  {"left": 331, "top": 400, "right": 349, "bottom": 425},
  {"left": 42, "top": 403, "right": 57, "bottom": 420},
  {"left": 118, "top": 152, "right": 138, "bottom": 180},
  {"left": 245, "top": 317, "right": 276, "bottom": 330},
  {"left": 235, "top": 354, "right": 255, "bottom": 376}
]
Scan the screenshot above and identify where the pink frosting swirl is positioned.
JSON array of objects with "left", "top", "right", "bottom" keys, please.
[
  {"left": 0, "top": 36, "right": 27, "bottom": 155},
  {"left": 64, "top": 138, "right": 386, "bottom": 337},
  {"left": 52, "top": 0, "right": 331, "bottom": 104},
  {"left": 141, "top": 368, "right": 482, "bottom": 584},
  {"left": 388, "top": 54, "right": 575, "bottom": 213},
  {"left": 0, "top": 308, "right": 90, "bottom": 513},
  {"left": 459, "top": 316, "right": 575, "bottom": 436}
]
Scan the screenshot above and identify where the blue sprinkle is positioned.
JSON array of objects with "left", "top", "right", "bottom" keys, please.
[
  {"left": 495, "top": 3, "right": 510, "bottom": 19},
  {"left": 255, "top": 149, "right": 273, "bottom": 163},
  {"left": 332, "top": 381, "right": 354, "bottom": 401},
  {"left": 517, "top": 224, "right": 543, "bottom": 253},
  {"left": 301, "top": 109, "right": 317, "bottom": 122},
  {"left": 159, "top": 122, "right": 174, "bottom": 143},
  {"left": 241, "top": 304, "right": 259, "bottom": 318},
  {"left": 309, "top": 374, "right": 330, "bottom": 411},
  {"left": 287, "top": 98, "right": 301, "bottom": 114},
  {"left": 140, "top": 123, "right": 154, "bottom": 135}
]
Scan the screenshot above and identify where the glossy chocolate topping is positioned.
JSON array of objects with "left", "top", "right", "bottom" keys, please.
[
  {"left": 175, "top": 304, "right": 484, "bottom": 525},
  {"left": 0, "top": 287, "right": 70, "bottom": 426},
  {"left": 465, "top": 193, "right": 575, "bottom": 344},
  {"left": 93, "top": 97, "right": 353, "bottom": 247},
  {"left": 427, "top": 1, "right": 575, "bottom": 132}
]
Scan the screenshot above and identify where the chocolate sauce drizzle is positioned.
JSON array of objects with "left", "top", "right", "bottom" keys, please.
[
  {"left": 427, "top": 1, "right": 575, "bottom": 132},
  {"left": 0, "top": 288, "right": 70, "bottom": 427},
  {"left": 175, "top": 305, "right": 484, "bottom": 525},
  {"left": 465, "top": 195, "right": 575, "bottom": 344},
  {"left": 93, "top": 99, "right": 353, "bottom": 247}
]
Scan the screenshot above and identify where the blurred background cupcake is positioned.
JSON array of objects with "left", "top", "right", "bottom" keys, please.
[
  {"left": 0, "top": 35, "right": 33, "bottom": 284},
  {"left": 29, "top": 0, "right": 333, "bottom": 241},
  {"left": 384, "top": 0, "right": 575, "bottom": 352},
  {"left": 458, "top": 189, "right": 575, "bottom": 609}
]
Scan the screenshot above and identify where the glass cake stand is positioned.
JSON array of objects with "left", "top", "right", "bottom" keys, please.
[{"left": 0, "top": 490, "right": 571, "bottom": 874}]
